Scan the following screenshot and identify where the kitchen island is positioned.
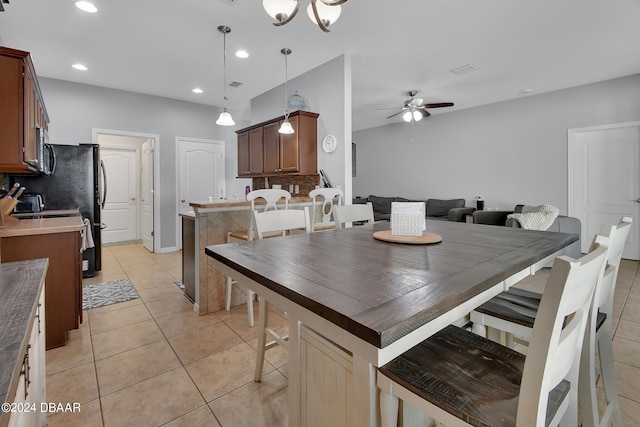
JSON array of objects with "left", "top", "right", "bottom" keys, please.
[
  {"left": 181, "top": 197, "right": 314, "bottom": 315},
  {"left": 0, "top": 216, "right": 84, "bottom": 349},
  {"left": 206, "top": 220, "right": 578, "bottom": 426}
]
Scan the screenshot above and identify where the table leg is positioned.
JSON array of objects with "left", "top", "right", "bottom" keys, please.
[{"left": 288, "top": 316, "right": 301, "bottom": 427}]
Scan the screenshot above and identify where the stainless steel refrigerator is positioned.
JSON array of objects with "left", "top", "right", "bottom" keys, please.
[{"left": 10, "top": 143, "right": 105, "bottom": 277}]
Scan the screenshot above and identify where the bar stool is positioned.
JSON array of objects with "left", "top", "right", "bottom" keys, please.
[
  {"left": 252, "top": 207, "right": 311, "bottom": 382},
  {"left": 226, "top": 189, "right": 291, "bottom": 327},
  {"left": 377, "top": 238, "right": 609, "bottom": 427},
  {"left": 308, "top": 187, "right": 343, "bottom": 232},
  {"left": 470, "top": 217, "right": 631, "bottom": 427}
]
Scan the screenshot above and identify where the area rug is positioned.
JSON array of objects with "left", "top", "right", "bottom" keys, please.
[{"left": 83, "top": 279, "right": 139, "bottom": 310}]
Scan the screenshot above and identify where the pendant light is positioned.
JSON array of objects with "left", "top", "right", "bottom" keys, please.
[
  {"left": 278, "top": 48, "right": 295, "bottom": 134},
  {"left": 216, "top": 25, "right": 235, "bottom": 126}
]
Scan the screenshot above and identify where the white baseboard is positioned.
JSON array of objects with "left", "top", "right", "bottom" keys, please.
[{"left": 157, "top": 246, "right": 179, "bottom": 253}]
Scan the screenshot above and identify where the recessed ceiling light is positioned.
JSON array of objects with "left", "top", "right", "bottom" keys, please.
[
  {"left": 72, "top": 64, "right": 88, "bottom": 71},
  {"left": 192, "top": 88, "right": 204, "bottom": 94},
  {"left": 75, "top": 1, "right": 98, "bottom": 13},
  {"left": 235, "top": 50, "right": 249, "bottom": 59}
]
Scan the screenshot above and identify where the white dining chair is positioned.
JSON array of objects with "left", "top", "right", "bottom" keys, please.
[
  {"left": 332, "top": 202, "right": 374, "bottom": 229},
  {"left": 377, "top": 237, "right": 609, "bottom": 427},
  {"left": 309, "top": 187, "right": 343, "bottom": 232},
  {"left": 252, "top": 206, "right": 311, "bottom": 382},
  {"left": 226, "top": 189, "right": 291, "bottom": 327},
  {"left": 470, "top": 217, "right": 631, "bottom": 427}
]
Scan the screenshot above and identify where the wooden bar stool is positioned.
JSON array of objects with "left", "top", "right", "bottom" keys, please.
[
  {"left": 309, "top": 187, "right": 343, "bottom": 232},
  {"left": 226, "top": 189, "right": 291, "bottom": 327},
  {"left": 470, "top": 217, "right": 631, "bottom": 427},
  {"left": 377, "top": 237, "right": 610, "bottom": 427},
  {"left": 251, "top": 207, "right": 311, "bottom": 382}
]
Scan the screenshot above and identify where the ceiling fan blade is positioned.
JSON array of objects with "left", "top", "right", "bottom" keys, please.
[
  {"left": 419, "top": 109, "right": 431, "bottom": 118},
  {"left": 386, "top": 110, "right": 405, "bottom": 119},
  {"left": 423, "top": 102, "right": 454, "bottom": 109},
  {"left": 377, "top": 107, "right": 404, "bottom": 110}
]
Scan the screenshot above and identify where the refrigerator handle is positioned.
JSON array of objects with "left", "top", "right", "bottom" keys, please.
[{"left": 100, "top": 160, "right": 107, "bottom": 209}]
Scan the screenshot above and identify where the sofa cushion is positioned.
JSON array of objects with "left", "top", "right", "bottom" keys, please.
[
  {"left": 426, "top": 198, "right": 465, "bottom": 217},
  {"left": 368, "top": 195, "right": 395, "bottom": 215}
]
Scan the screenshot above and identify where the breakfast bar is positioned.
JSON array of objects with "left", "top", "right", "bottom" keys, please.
[{"left": 205, "top": 220, "right": 578, "bottom": 426}]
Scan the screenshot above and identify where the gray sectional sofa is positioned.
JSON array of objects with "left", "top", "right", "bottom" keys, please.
[
  {"left": 472, "top": 204, "right": 582, "bottom": 259},
  {"left": 353, "top": 195, "right": 476, "bottom": 222}
]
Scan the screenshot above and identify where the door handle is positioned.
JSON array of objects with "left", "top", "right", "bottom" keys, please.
[
  {"left": 131, "top": 197, "right": 136, "bottom": 201},
  {"left": 181, "top": 199, "right": 186, "bottom": 203},
  {"left": 629, "top": 199, "right": 640, "bottom": 203}
]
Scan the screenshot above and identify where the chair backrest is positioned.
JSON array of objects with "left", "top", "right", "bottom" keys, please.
[
  {"left": 309, "top": 188, "right": 344, "bottom": 229},
  {"left": 245, "top": 189, "right": 291, "bottom": 240},
  {"left": 253, "top": 207, "right": 311, "bottom": 240},
  {"left": 591, "top": 217, "right": 632, "bottom": 316},
  {"left": 517, "top": 239, "right": 609, "bottom": 426},
  {"left": 247, "top": 189, "right": 291, "bottom": 212},
  {"left": 333, "top": 202, "right": 375, "bottom": 229}
]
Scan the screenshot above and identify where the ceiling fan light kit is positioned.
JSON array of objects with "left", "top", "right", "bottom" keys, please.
[
  {"left": 384, "top": 90, "right": 454, "bottom": 124},
  {"left": 216, "top": 25, "right": 235, "bottom": 126},
  {"left": 263, "top": 0, "right": 347, "bottom": 32}
]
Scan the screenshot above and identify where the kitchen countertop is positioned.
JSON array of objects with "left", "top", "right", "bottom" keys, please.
[
  {"left": 0, "top": 259, "right": 47, "bottom": 423},
  {"left": 189, "top": 196, "right": 313, "bottom": 209},
  {"left": 0, "top": 216, "right": 84, "bottom": 238}
]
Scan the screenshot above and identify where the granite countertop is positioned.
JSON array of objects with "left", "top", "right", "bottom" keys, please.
[
  {"left": 0, "top": 259, "right": 48, "bottom": 423},
  {"left": 0, "top": 216, "right": 84, "bottom": 238},
  {"left": 189, "top": 196, "right": 313, "bottom": 209}
]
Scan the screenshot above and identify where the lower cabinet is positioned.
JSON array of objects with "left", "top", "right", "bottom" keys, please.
[
  {"left": 1, "top": 231, "right": 82, "bottom": 349},
  {"left": 8, "top": 289, "right": 46, "bottom": 427},
  {"left": 300, "top": 326, "right": 353, "bottom": 427}
]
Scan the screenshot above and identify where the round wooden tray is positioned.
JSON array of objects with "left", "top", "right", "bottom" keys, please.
[{"left": 372, "top": 230, "right": 442, "bottom": 245}]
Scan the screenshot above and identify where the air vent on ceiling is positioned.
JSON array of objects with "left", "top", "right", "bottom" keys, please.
[
  {"left": 229, "top": 81, "right": 243, "bottom": 87},
  {"left": 449, "top": 63, "right": 480, "bottom": 75}
]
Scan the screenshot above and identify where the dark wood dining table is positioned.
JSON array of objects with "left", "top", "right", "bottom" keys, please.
[{"left": 205, "top": 219, "right": 578, "bottom": 427}]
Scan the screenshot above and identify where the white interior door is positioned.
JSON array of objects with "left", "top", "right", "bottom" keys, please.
[
  {"left": 141, "top": 139, "right": 154, "bottom": 252},
  {"left": 102, "top": 146, "right": 139, "bottom": 244},
  {"left": 177, "top": 138, "right": 225, "bottom": 249},
  {"left": 569, "top": 121, "right": 640, "bottom": 259},
  {"left": 177, "top": 139, "right": 225, "bottom": 212}
]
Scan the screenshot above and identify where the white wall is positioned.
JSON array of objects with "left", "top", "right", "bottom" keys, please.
[
  {"left": 353, "top": 74, "right": 640, "bottom": 213},
  {"left": 39, "top": 77, "right": 249, "bottom": 250},
  {"left": 250, "top": 55, "right": 352, "bottom": 200}
]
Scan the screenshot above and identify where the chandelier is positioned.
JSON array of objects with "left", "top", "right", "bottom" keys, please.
[{"left": 262, "top": 0, "right": 348, "bottom": 32}]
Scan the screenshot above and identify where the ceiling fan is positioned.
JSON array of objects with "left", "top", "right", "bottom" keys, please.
[{"left": 382, "top": 91, "right": 454, "bottom": 123}]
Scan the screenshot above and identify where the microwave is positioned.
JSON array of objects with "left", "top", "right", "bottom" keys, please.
[{"left": 36, "top": 128, "right": 56, "bottom": 175}]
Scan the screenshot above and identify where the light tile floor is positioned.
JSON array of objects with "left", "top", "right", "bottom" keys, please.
[
  {"left": 45, "top": 244, "right": 640, "bottom": 426},
  {"left": 45, "top": 243, "right": 288, "bottom": 427}
]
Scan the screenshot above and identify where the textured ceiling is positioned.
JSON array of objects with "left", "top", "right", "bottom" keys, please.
[{"left": 1, "top": 0, "right": 639, "bottom": 131}]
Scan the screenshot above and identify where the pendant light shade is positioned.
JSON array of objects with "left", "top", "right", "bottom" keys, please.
[
  {"left": 307, "top": 1, "right": 341, "bottom": 28},
  {"left": 216, "top": 108, "right": 235, "bottom": 126},
  {"left": 216, "top": 25, "right": 235, "bottom": 127},
  {"left": 278, "top": 120, "right": 295, "bottom": 134},
  {"left": 279, "top": 48, "right": 295, "bottom": 135},
  {"left": 263, "top": 0, "right": 299, "bottom": 23}
]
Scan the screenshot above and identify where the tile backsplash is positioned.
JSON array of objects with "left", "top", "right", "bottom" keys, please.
[{"left": 252, "top": 174, "right": 321, "bottom": 197}]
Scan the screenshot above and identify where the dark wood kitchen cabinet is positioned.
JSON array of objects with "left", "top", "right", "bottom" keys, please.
[
  {"left": 1, "top": 230, "right": 82, "bottom": 350},
  {"left": 236, "top": 110, "right": 318, "bottom": 177},
  {"left": 0, "top": 46, "right": 49, "bottom": 173},
  {"left": 237, "top": 127, "right": 265, "bottom": 176}
]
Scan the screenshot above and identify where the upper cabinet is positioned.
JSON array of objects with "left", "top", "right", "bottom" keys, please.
[
  {"left": 236, "top": 110, "right": 318, "bottom": 177},
  {"left": 0, "top": 46, "right": 49, "bottom": 174}
]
